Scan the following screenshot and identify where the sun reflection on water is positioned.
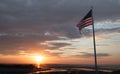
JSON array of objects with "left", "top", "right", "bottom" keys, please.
[{"left": 36, "top": 63, "right": 40, "bottom": 68}]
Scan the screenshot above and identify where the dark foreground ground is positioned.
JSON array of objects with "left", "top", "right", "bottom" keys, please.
[
  {"left": 0, "top": 64, "right": 120, "bottom": 74},
  {"left": 0, "top": 69, "right": 120, "bottom": 74}
]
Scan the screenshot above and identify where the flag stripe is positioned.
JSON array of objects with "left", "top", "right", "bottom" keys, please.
[
  {"left": 77, "top": 18, "right": 92, "bottom": 27},
  {"left": 79, "top": 22, "right": 92, "bottom": 28},
  {"left": 83, "top": 18, "right": 92, "bottom": 24},
  {"left": 77, "top": 17, "right": 92, "bottom": 27},
  {"left": 83, "top": 17, "right": 92, "bottom": 22}
]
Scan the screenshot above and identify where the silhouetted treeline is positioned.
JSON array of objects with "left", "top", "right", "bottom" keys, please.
[{"left": 0, "top": 64, "right": 35, "bottom": 69}]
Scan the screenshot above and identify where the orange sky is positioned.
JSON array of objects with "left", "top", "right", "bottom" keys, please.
[{"left": 0, "top": 0, "right": 120, "bottom": 65}]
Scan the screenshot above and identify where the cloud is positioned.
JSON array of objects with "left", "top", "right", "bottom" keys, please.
[
  {"left": 73, "top": 26, "right": 119, "bottom": 39},
  {"left": 0, "top": 0, "right": 120, "bottom": 30},
  {"left": 0, "top": 33, "right": 60, "bottom": 55},
  {"left": 0, "top": 0, "right": 120, "bottom": 55},
  {"left": 72, "top": 52, "right": 111, "bottom": 58},
  {"left": 0, "top": 0, "right": 120, "bottom": 36},
  {"left": 44, "top": 51, "right": 63, "bottom": 57},
  {"left": 41, "top": 42, "right": 71, "bottom": 50}
]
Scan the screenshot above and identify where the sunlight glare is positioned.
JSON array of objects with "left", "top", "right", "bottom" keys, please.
[{"left": 35, "top": 55, "right": 43, "bottom": 63}]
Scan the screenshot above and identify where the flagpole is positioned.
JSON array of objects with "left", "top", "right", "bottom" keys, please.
[{"left": 91, "top": 7, "right": 98, "bottom": 74}]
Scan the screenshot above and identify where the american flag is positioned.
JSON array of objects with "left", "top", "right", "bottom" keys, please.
[{"left": 77, "top": 9, "right": 93, "bottom": 31}]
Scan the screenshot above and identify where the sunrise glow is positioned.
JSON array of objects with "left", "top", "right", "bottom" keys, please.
[
  {"left": 33, "top": 55, "right": 44, "bottom": 68},
  {"left": 34, "top": 55, "right": 44, "bottom": 63}
]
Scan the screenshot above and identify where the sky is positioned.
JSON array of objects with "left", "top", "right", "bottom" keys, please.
[{"left": 0, "top": 0, "right": 120, "bottom": 64}]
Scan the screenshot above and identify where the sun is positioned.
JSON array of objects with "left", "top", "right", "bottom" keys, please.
[
  {"left": 33, "top": 55, "right": 44, "bottom": 68},
  {"left": 34, "top": 55, "right": 44, "bottom": 63}
]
